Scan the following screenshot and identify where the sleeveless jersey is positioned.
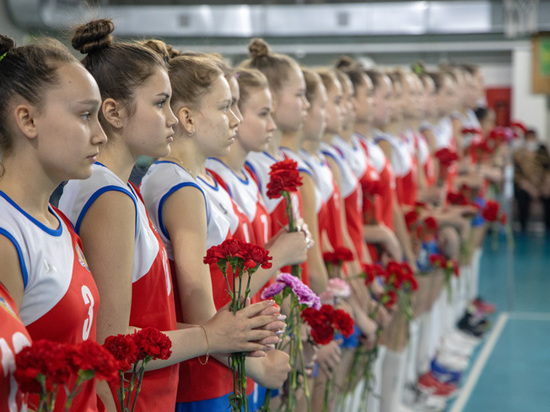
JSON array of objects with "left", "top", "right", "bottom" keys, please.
[
  {"left": 400, "top": 129, "right": 419, "bottom": 206},
  {"left": 140, "top": 161, "right": 254, "bottom": 404},
  {"left": 245, "top": 151, "right": 310, "bottom": 286},
  {"left": 0, "top": 282, "right": 31, "bottom": 412},
  {"left": 321, "top": 139, "right": 365, "bottom": 263},
  {"left": 59, "top": 163, "right": 177, "bottom": 412},
  {"left": 298, "top": 148, "right": 345, "bottom": 252},
  {"left": 205, "top": 158, "right": 273, "bottom": 301},
  {"left": 0, "top": 192, "right": 101, "bottom": 412},
  {"left": 417, "top": 125, "right": 436, "bottom": 187},
  {"left": 374, "top": 132, "right": 413, "bottom": 206},
  {"left": 434, "top": 117, "right": 458, "bottom": 191},
  {"left": 368, "top": 132, "right": 396, "bottom": 230}
]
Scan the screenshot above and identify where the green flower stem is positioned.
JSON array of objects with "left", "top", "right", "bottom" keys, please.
[
  {"left": 126, "top": 361, "right": 139, "bottom": 410},
  {"left": 131, "top": 361, "right": 147, "bottom": 412},
  {"left": 323, "top": 374, "right": 333, "bottom": 412},
  {"left": 117, "top": 371, "right": 126, "bottom": 412}
]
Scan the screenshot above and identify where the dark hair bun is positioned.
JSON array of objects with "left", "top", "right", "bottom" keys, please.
[
  {"left": 0, "top": 35, "right": 16, "bottom": 56},
  {"left": 72, "top": 19, "right": 114, "bottom": 54},
  {"left": 248, "top": 38, "right": 270, "bottom": 59}
]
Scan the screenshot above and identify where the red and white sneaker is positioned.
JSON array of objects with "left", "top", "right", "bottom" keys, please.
[
  {"left": 417, "top": 372, "right": 459, "bottom": 398},
  {"left": 473, "top": 297, "right": 496, "bottom": 314}
]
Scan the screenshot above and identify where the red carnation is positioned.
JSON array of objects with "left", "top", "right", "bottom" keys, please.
[
  {"left": 500, "top": 213, "right": 507, "bottom": 225},
  {"left": 405, "top": 210, "right": 419, "bottom": 231},
  {"left": 310, "top": 323, "right": 335, "bottom": 345},
  {"left": 103, "top": 334, "right": 139, "bottom": 371},
  {"left": 266, "top": 159, "right": 303, "bottom": 199},
  {"left": 447, "top": 191, "right": 468, "bottom": 206},
  {"left": 482, "top": 201, "right": 500, "bottom": 222},
  {"left": 332, "top": 309, "right": 355, "bottom": 338},
  {"left": 15, "top": 340, "right": 72, "bottom": 393},
  {"left": 133, "top": 327, "right": 172, "bottom": 361},
  {"left": 243, "top": 243, "right": 273, "bottom": 270},
  {"left": 423, "top": 217, "right": 438, "bottom": 232},
  {"left": 434, "top": 148, "right": 459, "bottom": 167},
  {"left": 451, "top": 259, "right": 460, "bottom": 277},
  {"left": 67, "top": 341, "right": 119, "bottom": 384},
  {"left": 429, "top": 253, "right": 446, "bottom": 267}
]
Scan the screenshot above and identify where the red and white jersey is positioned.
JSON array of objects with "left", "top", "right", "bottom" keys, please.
[
  {"left": 141, "top": 161, "right": 232, "bottom": 253},
  {"left": 416, "top": 128, "right": 436, "bottom": 187},
  {"left": 60, "top": 163, "right": 177, "bottom": 412},
  {"left": 368, "top": 132, "right": 397, "bottom": 230},
  {"left": 434, "top": 117, "right": 459, "bottom": 190},
  {"left": 320, "top": 140, "right": 365, "bottom": 262},
  {"left": 278, "top": 147, "right": 321, "bottom": 213},
  {"left": 374, "top": 131, "right": 414, "bottom": 206},
  {"left": 206, "top": 158, "right": 271, "bottom": 246},
  {"left": 141, "top": 160, "right": 253, "bottom": 404},
  {"left": 0, "top": 191, "right": 101, "bottom": 412},
  {"left": 298, "top": 148, "right": 345, "bottom": 251},
  {"left": 320, "top": 142, "right": 358, "bottom": 199},
  {"left": 434, "top": 117, "right": 454, "bottom": 150},
  {"left": 0, "top": 282, "right": 31, "bottom": 412},
  {"left": 246, "top": 151, "right": 310, "bottom": 286}
]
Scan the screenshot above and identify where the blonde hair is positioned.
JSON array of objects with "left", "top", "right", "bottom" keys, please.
[{"left": 234, "top": 68, "right": 268, "bottom": 110}]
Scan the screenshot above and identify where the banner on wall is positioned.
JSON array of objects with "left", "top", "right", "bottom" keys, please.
[{"left": 532, "top": 32, "right": 550, "bottom": 94}]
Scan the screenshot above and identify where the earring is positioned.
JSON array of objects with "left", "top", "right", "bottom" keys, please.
[{"left": 188, "top": 130, "right": 194, "bottom": 137}]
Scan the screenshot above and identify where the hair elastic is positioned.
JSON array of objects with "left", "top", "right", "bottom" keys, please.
[{"left": 0, "top": 52, "right": 8, "bottom": 63}]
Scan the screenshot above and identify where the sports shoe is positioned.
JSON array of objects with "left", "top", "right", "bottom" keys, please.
[
  {"left": 440, "top": 335, "right": 475, "bottom": 358},
  {"left": 446, "top": 329, "right": 482, "bottom": 347},
  {"left": 430, "top": 357, "right": 464, "bottom": 384},
  {"left": 457, "top": 311, "right": 489, "bottom": 337},
  {"left": 473, "top": 297, "right": 496, "bottom": 314},
  {"left": 417, "top": 372, "right": 458, "bottom": 397}
]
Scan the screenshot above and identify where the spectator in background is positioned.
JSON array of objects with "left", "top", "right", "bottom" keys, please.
[{"left": 513, "top": 129, "right": 550, "bottom": 232}]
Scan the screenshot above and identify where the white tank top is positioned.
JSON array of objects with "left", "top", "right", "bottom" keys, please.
[
  {"left": 59, "top": 163, "right": 159, "bottom": 281},
  {"left": 298, "top": 149, "right": 334, "bottom": 212},
  {"left": 245, "top": 151, "right": 302, "bottom": 219},
  {"left": 0, "top": 192, "right": 77, "bottom": 325},
  {"left": 140, "top": 161, "right": 231, "bottom": 255},
  {"left": 434, "top": 117, "right": 454, "bottom": 149},
  {"left": 332, "top": 135, "right": 368, "bottom": 180},
  {"left": 373, "top": 131, "right": 411, "bottom": 178},
  {"left": 320, "top": 142, "right": 358, "bottom": 199},
  {"left": 206, "top": 157, "right": 263, "bottom": 223}
]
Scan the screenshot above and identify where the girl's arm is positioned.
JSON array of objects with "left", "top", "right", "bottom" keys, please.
[{"left": 0, "top": 236, "right": 25, "bottom": 310}]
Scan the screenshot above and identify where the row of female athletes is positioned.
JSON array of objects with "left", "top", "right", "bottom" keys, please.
[{"left": 0, "top": 16, "right": 506, "bottom": 412}]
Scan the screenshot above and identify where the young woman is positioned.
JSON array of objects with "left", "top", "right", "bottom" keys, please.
[
  {"left": 139, "top": 49, "right": 291, "bottom": 411},
  {"left": 59, "top": 21, "right": 284, "bottom": 411},
  {"left": 241, "top": 39, "right": 331, "bottom": 296},
  {"left": 0, "top": 34, "right": 107, "bottom": 411}
]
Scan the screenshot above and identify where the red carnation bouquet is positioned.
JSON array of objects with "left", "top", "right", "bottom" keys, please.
[
  {"left": 266, "top": 159, "right": 303, "bottom": 279},
  {"left": 15, "top": 339, "right": 118, "bottom": 412},
  {"left": 405, "top": 211, "right": 439, "bottom": 245},
  {"left": 203, "top": 239, "right": 272, "bottom": 412},
  {"left": 429, "top": 254, "right": 459, "bottom": 301},
  {"left": 481, "top": 200, "right": 513, "bottom": 250},
  {"left": 322, "top": 246, "right": 354, "bottom": 278},
  {"left": 302, "top": 304, "right": 354, "bottom": 412},
  {"left": 434, "top": 148, "right": 459, "bottom": 187},
  {"left": 104, "top": 327, "right": 172, "bottom": 412}
]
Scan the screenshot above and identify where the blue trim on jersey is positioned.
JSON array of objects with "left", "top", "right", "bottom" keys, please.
[
  {"left": 0, "top": 228, "right": 29, "bottom": 289},
  {"left": 244, "top": 161, "right": 263, "bottom": 193},
  {"left": 0, "top": 191, "right": 62, "bottom": 237},
  {"left": 322, "top": 149, "right": 345, "bottom": 171},
  {"left": 198, "top": 172, "right": 220, "bottom": 192},
  {"left": 208, "top": 157, "right": 250, "bottom": 186},
  {"left": 74, "top": 186, "right": 137, "bottom": 235},
  {"left": 158, "top": 182, "right": 208, "bottom": 240}
]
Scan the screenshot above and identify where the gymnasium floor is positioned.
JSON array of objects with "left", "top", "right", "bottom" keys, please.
[{"left": 447, "top": 232, "right": 550, "bottom": 412}]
